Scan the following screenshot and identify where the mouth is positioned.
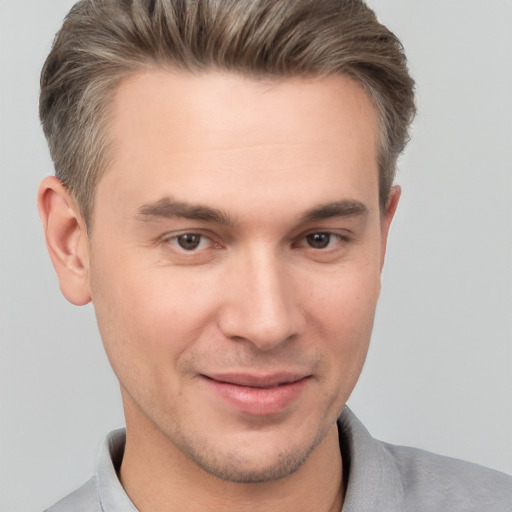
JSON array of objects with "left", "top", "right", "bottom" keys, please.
[{"left": 200, "top": 372, "right": 311, "bottom": 416}]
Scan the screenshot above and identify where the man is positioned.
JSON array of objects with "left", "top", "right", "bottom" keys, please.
[{"left": 37, "top": 0, "right": 511, "bottom": 511}]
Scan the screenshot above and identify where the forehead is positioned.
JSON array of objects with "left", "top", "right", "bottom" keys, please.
[
  {"left": 98, "top": 70, "right": 380, "bottom": 223},
  {"left": 109, "top": 69, "right": 378, "bottom": 153}
]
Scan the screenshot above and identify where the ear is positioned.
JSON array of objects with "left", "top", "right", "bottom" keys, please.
[
  {"left": 37, "top": 176, "right": 92, "bottom": 305},
  {"left": 379, "top": 185, "right": 401, "bottom": 272}
]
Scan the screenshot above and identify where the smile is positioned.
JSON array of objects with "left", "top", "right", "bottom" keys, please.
[{"left": 200, "top": 372, "right": 311, "bottom": 416}]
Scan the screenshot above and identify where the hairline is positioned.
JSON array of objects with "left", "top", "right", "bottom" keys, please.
[{"left": 81, "top": 64, "right": 390, "bottom": 235}]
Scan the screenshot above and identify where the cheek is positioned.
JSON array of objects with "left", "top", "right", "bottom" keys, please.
[
  {"left": 90, "top": 260, "right": 217, "bottom": 371},
  {"left": 304, "top": 265, "right": 380, "bottom": 377},
  {"left": 308, "top": 259, "right": 381, "bottom": 328}
]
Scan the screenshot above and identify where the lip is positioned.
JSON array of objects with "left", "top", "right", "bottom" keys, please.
[{"left": 200, "top": 372, "right": 311, "bottom": 416}]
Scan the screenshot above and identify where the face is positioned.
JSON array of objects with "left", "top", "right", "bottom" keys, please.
[{"left": 85, "top": 71, "right": 396, "bottom": 482}]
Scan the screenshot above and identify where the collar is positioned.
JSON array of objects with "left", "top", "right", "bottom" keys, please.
[{"left": 95, "top": 407, "right": 406, "bottom": 511}]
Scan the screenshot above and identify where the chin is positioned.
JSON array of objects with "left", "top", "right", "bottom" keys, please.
[
  {"left": 172, "top": 423, "right": 331, "bottom": 484},
  {"left": 192, "top": 446, "right": 313, "bottom": 483}
]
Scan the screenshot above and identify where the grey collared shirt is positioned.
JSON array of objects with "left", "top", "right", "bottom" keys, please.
[{"left": 44, "top": 407, "right": 512, "bottom": 512}]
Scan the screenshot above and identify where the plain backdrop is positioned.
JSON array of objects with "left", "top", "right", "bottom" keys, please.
[{"left": 1, "top": 1, "right": 511, "bottom": 510}]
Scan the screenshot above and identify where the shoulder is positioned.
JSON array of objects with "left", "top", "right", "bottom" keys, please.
[
  {"left": 43, "top": 476, "right": 101, "bottom": 512},
  {"left": 382, "top": 441, "right": 512, "bottom": 511},
  {"left": 338, "top": 408, "right": 511, "bottom": 512}
]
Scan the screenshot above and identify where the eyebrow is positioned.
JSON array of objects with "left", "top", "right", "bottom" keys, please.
[
  {"left": 137, "top": 198, "right": 236, "bottom": 225},
  {"left": 137, "top": 197, "right": 368, "bottom": 225},
  {"left": 299, "top": 200, "right": 368, "bottom": 223}
]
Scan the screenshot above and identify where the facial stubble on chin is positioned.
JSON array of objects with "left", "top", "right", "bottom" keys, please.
[{"left": 164, "top": 416, "right": 339, "bottom": 484}]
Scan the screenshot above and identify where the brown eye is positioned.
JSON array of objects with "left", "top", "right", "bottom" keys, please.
[
  {"left": 306, "top": 233, "right": 332, "bottom": 249},
  {"left": 177, "top": 234, "right": 202, "bottom": 251}
]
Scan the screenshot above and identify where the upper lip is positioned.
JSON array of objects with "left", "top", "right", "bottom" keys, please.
[{"left": 202, "top": 372, "right": 310, "bottom": 388}]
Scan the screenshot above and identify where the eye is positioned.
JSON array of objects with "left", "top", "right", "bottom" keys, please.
[
  {"left": 170, "top": 233, "right": 211, "bottom": 251},
  {"left": 177, "top": 234, "right": 202, "bottom": 250},
  {"left": 304, "top": 232, "right": 340, "bottom": 249}
]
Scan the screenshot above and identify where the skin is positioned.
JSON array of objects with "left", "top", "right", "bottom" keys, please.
[{"left": 39, "top": 70, "right": 400, "bottom": 512}]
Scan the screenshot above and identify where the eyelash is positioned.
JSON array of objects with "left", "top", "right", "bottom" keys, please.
[
  {"left": 295, "top": 232, "right": 347, "bottom": 250},
  {"left": 162, "top": 231, "right": 351, "bottom": 253},
  {"left": 163, "top": 232, "right": 219, "bottom": 252}
]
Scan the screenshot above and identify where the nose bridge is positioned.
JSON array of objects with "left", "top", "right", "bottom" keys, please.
[{"left": 219, "top": 243, "right": 300, "bottom": 350}]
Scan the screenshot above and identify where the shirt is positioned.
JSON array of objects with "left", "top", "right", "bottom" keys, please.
[{"left": 44, "top": 407, "right": 512, "bottom": 511}]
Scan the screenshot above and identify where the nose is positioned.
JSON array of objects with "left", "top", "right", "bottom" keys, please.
[{"left": 217, "top": 247, "right": 303, "bottom": 351}]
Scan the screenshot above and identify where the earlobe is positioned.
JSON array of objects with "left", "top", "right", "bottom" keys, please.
[
  {"left": 37, "top": 176, "right": 92, "bottom": 306},
  {"left": 379, "top": 185, "right": 401, "bottom": 271}
]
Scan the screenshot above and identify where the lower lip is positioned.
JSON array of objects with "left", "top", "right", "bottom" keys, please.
[{"left": 202, "top": 377, "right": 310, "bottom": 416}]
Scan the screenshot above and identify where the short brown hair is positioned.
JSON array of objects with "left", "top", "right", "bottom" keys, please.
[{"left": 40, "top": 0, "right": 415, "bottom": 225}]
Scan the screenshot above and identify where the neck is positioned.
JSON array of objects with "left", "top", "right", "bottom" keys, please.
[{"left": 119, "top": 415, "right": 344, "bottom": 512}]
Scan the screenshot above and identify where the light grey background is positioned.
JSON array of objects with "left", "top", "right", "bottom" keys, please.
[{"left": 1, "top": 1, "right": 511, "bottom": 510}]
